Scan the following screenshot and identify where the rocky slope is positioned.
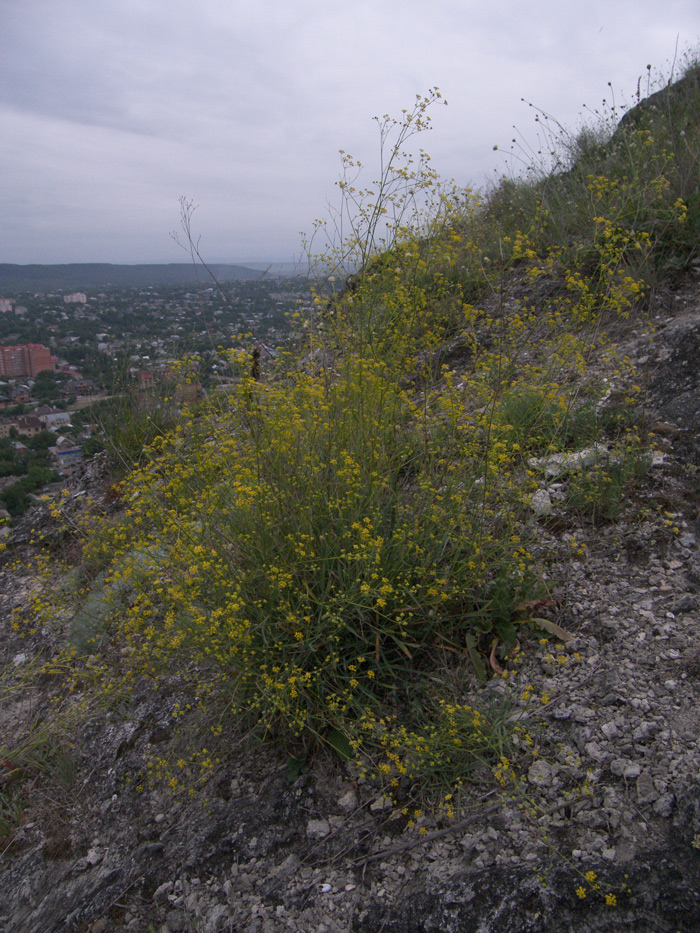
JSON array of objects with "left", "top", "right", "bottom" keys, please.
[{"left": 1, "top": 282, "right": 700, "bottom": 933}]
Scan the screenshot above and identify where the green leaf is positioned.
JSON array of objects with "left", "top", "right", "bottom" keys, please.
[
  {"left": 286, "top": 755, "right": 309, "bottom": 781},
  {"left": 326, "top": 727, "right": 353, "bottom": 761},
  {"left": 465, "top": 633, "right": 487, "bottom": 683}
]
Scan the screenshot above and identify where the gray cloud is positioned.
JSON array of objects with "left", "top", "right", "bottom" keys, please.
[{"left": 1, "top": 0, "right": 699, "bottom": 263}]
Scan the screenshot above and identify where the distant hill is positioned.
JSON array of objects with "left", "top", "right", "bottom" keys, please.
[{"left": 0, "top": 263, "right": 264, "bottom": 292}]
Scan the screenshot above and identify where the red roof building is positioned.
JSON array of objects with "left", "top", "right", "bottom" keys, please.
[{"left": 0, "top": 344, "right": 54, "bottom": 379}]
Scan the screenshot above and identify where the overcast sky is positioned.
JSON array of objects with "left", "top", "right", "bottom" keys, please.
[{"left": 1, "top": 0, "right": 699, "bottom": 266}]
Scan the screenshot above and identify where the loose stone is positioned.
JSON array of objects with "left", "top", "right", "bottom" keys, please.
[
  {"left": 306, "top": 819, "right": 331, "bottom": 839},
  {"left": 610, "top": 759, "right": 642, "bottom": 779}
]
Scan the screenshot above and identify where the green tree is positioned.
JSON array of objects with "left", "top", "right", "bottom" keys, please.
[{"left": 32, "top": 370, "right": 60, "bottom": 402}]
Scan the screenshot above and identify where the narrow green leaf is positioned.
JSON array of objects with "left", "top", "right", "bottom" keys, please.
[{"left": 465, "top": 633, "right": 487, "bottom": 682}]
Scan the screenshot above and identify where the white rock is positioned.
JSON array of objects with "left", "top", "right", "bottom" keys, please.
[
  {"left": 203, "top": 904, "right": 229, "bottom": 933},
  {"left": 528, "top": 444, "right": 608, "bottom": 478},
  {"left": 369, "top": 796, "right": 392, "bottom": 812},
  {"left": 653, "top": 794, "right": 675, "bottom": 817},
  {"left": 610, "top": 759, "right": 642, "bottom": 779},
  {"left": 529, "top": 489, "right": 553, "bottom": 516},
  {"left": 527, "top": 760, "right": 554, "bottom": 786},
  {"left": 306, "top": 819, "right": 331, "bottom": 839},
  {"left": 85, "top": 848, "right": 103, "bottom": 866},
  {"left": 338, "top": 790, "right": 358, "bottom": 811},
  {"left": 584, "top": 742, "right": 606, "bottom": 762},
  {"left": 636, "top": 771, "right": 659, "bottom": 804},
  {"left": 632, "top": 722, "right": 655, "bottom": 741},
  {"left": 153, "top": 881, "right": 173, "bottom": 904},
  {"left": 601, "top": 722, "right": 619, "bottom": 739}
]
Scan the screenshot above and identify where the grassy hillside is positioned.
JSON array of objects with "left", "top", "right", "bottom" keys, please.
[{"left": 5, "top": 59, "right": 700, "bottom": 813}]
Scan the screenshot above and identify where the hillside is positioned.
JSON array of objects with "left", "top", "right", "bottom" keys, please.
[{"left": 1, "top": 66, "right": 700, "bottom": 932}]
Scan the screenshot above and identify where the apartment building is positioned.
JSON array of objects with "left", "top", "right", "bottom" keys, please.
[{"left": 0, "top": 344, "right": 54, "bottom": 378}]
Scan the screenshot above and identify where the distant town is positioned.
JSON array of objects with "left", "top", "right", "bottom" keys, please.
[{"left": 0, "top": 272, "right": 313, "bottom": 519}]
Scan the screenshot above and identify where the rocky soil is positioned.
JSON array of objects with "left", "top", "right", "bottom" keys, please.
[{"left": 1, "top": 287, "right": 700, "bottom": 932}]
